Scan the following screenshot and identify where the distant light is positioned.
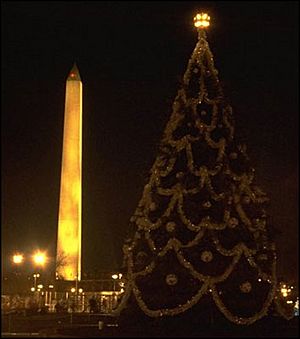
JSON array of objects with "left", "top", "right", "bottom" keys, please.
[
  {"left": 12, "top": 254, "right": 24, "bottom": 264},
  {"left": 78, "top": 288, "right": 83, "bottom": 293},
  {"left": 258, "top": 278, "right": 262, "bottom": 282},
  {"left": 49, "top": 285, "right": 54, "bottom": 289},
  {"left": 112, "top": 274, "right": 118, "bottom": 280},
  {"left": 120, "top": 288, "right": 124, "bottom": 293},
  {"left": 294, "top": 298, "right": 299, "bottom": 316},
  {"left": 119, "top": 273, "right": 123, "bottom": 279},
  {"left": 286, "top": 300, "right": 293, "bottom": 304},
  {"left": 71, "top": 287, "right": 76, "bottom": 293},
  {"left": 194, "top": 12, "right": 210, "bottom": 29},
  {"left": 33, "top": 273, "right": 40, "bottom": 278},
  {"left": 32, "top": 251, "right": 47, "bottom": 266},
  {"left": 31, "top": 287, "right": 35, "bottom": 292},
  {"left": 37, "top": 284, "right": 43, "bottom": 289}
]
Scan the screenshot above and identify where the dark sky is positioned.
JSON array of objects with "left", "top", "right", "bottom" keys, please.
[{"left": 2, "top": 1, "right": 298, "bottom": 281}]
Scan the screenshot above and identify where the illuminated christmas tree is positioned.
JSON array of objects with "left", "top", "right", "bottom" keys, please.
[{"left": 115, "top": 13, "right": 292, "bottom": 330}]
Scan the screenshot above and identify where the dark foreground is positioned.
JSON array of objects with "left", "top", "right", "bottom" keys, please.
[{"left": 2, "top": 312, "right": 299, "bottom": 337}]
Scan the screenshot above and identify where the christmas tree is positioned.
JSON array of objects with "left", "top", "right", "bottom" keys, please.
[{"left": 115, "top": 13, "right": 291, "bottom": 330}]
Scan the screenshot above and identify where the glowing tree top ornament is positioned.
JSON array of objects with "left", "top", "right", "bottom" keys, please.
[
  {"left": 114, "top": 13, "right": 293, "bottom": 328},
  {"left": 194, "top": 13, "right": 211, "bottom": 29}
]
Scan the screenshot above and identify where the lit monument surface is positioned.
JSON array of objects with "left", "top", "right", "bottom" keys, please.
[{"left": 56, "top": 63, "right": 82, "bottom": 281}]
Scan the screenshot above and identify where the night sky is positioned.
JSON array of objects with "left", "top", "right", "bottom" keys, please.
[{"left": 2, "top": 1, "right": 298, "bottom": 281}]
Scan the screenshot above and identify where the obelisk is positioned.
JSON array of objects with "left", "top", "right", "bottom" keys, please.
[{"left": 56, "top": 63, "right": 82, "bottom": 281}]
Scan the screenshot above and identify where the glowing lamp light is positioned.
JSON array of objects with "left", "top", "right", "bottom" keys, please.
[
  {"left": 31, "top": 287, "right": 35, "bottom": 292},
  {"left": 295, "top": 298, "right": 299, "bottom": 316},
  {"left": 194, "top": 13, "right": 210, "bottom": 29},
  {"left": 12, "top": 254, "right": 24, "bottom": 264},
  {"left": 78, "top": 288, "right": 83, "bottom": 293},
  {"left": 281, "top": 287, "right": 288, "bottom": 297},
  {"left": 33, "top": 251, "right": 47, "bottom": 266},
  {"left": 71, "top": 287, "right": 76, "bottom": 293},
  {"left": 112, "top": 274, "right": 118, "bottom": 280}
]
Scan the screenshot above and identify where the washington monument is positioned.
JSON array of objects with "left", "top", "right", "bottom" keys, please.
[{"left": 56, "top": 63, "right": 82, "bottom": 281}]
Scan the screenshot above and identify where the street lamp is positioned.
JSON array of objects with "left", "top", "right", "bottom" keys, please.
[
  {"left": 48, "top": 285, "right": 54, "bottom": 306},
  {"left": 9, "top": 253, "right": 27, "bottom": 295},
  {"left": 112, "top": 274, "right": 118, "bottom": 292},
  {"left": 11, "top": 253, "right": 24, "bottom": 279},
  {"left": 32, "top": 251, "right": 47, "bottom": 266},
  {"left": 33, "top": 273, "right": 40, "bottom": 290},
  {"left": 32, "top": 251, "right": 47, "bottom": 298},
  {"left": 12, "top": 253, "right": 24, "bottom": 264}
]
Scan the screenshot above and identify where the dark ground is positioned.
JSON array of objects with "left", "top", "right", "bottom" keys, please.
[{"left": 1, "top": 312, "right": 299, "bottom": 338}]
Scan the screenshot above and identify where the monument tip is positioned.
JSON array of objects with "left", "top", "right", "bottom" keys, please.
[{"left": 67, "top": 62, "right": 81, "bottom": 81}]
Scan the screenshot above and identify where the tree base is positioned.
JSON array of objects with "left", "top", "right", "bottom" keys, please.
[{"left": 117, "top": 297, "right": 298, "bottom": 337}]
